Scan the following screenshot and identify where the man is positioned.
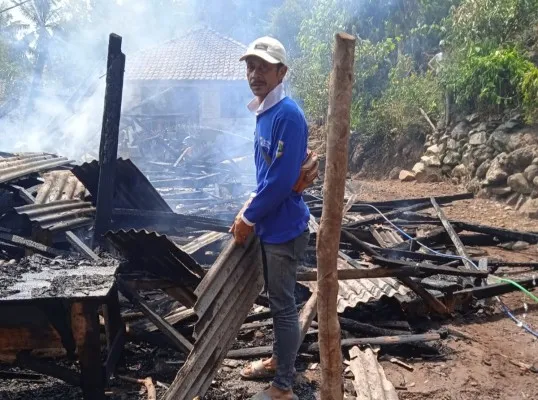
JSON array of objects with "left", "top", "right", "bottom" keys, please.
[{"left": 230, "top": 36, "right": 312, "bottom": 400}]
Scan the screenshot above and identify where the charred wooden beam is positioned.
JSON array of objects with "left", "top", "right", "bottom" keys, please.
[
  {"left": 310, "top": 192, "right": 473, "bottom": 217},
  {"left": 345, "top": 202, "right": 433, "bottom": 229},
  {"left": 431, "top": 198, "right": 478, "bottom": 288},
  {"left": 452, "top": 221, "right": 538, "bottom": 244},
  {"left": 0, "top": 232, "right": 67, "bottom": 257},
  {"left": 295, "top": 263, "right": 488, "bottom": 281},
  {"left": 111, "top": 208, "right": 230, "bottom": 233},
  {"left": 66, "top": 232, "right": 100, "bottom": 261},
  {"left": 71, "top": 302, "right": 105, "bottom": 400},
  {"left": 339, "top": 317, "right": 409, "bottom": 337},
  {"left": 117, "top": 279, "right": 193, "bottom": 355},
  {"left": 226, "top": 331, "right": 447, "bottom": 359},
  {"left": 93, "top": 33, "right": 126, "bottom": 246},
  {"left": 449, "top": 277, "right": 538, "bottom": 301}
]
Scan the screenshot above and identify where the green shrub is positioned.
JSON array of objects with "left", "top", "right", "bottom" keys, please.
[
  {"left": 443, "top": 48, "right": 536, "bottom": 114},
  {"left": 357, "top": 55, "right": 443, "bottom": 140},
  {"left": 522, "top": 67, "right": 538, "bottom": 123}
]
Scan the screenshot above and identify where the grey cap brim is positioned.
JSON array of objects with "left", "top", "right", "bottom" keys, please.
[{"left": 239, "top": 50, "right": 282, "bottom": 64}]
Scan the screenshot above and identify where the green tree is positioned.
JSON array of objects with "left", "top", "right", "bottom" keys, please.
[
  {"left": 17, "top": 0, "right": 64, "bottom": 116},
  {"left": 0, "top": 1, "right": 30, "bottom": 103}
]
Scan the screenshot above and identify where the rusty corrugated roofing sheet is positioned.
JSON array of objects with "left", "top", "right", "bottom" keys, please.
[
  {"left": 125, "top": 28, "right": 247, "bottom": 81},
  {"left": 302, "top": 258, "right": 411, "bottom": 313},
  {"left": 71, "top": 158, "right": 172, "bottom": 212},
  {"left": 162, "top": 237, "right": 264, "bottom": 399},
  {"left": 12, "top": 199, "right": 95, "bottom": 232},
  {"left": 0, "top": 153, "right": 72, "bottom": 184},
  {"left": 35, "top": 170, "right": 87, "bottom": 204},
  {"left": 105, "top": 229, "right": 203, "bottom": 289},
  {"left": 305, "top": 218, "right": 410, "bottom": 312}
]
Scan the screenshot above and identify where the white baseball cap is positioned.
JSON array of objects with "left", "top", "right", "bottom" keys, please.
[{"left": 240, "top": 36, "right": 287, "bottom": 66}]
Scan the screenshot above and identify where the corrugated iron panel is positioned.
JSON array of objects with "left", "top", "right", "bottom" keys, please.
[
  {"left": 349, "top": 346, "right": 398, "bottom": 400},
  {"left": 105, "top": 229, "right": 203, "bottom": 289},
  {"left": 12, "top": 199, "right": 95, "bottom": 232},
  {"left": 71, "top": 158, "right": 172, "bottom": 212},
  {"left": 304, "top": 259, "right": 410, "bottom": 313},
  {"left": 0, "top": 153, "right": 72, "bottom": 184},
  {"left": 35, "top": 170, "right": 87, "bottom": 204},
  {"left": 162, "top": 238, "right": 264, "bottom": 400},
  {"left": 305, "top": 218, "right": 410, "bottom": 312}
]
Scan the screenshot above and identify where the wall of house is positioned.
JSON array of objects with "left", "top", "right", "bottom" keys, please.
[{"left": 125, "top": 80, "right": 254, "bottom": 136}]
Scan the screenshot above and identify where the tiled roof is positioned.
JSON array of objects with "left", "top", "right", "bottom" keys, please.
[{"left": 125, "top": 28, "right": 247, "bottom": 81}]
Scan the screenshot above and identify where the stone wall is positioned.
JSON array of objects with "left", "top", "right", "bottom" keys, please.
[{"left": 399, "top": 113, "right": 538, "bottom": 219}]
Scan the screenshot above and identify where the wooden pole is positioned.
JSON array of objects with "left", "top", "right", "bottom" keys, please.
[
  {"left": 93, "top": 33, "right": 126, "bottom": 247},
  {"left": 317, "top": 32, "right": 356, "bottom": 400}
]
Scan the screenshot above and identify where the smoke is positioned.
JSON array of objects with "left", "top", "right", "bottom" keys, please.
[{"left": 0, "top": 0, "right": 265, "bottom": 163}]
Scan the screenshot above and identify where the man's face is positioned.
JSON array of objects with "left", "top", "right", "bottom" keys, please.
[{"left": 246, "top": 56, "right": 287, "bottom": 98}]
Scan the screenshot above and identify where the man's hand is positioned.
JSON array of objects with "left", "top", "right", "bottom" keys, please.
[{"left": 230, "top": 218, "right": 254, "bottom": 245}]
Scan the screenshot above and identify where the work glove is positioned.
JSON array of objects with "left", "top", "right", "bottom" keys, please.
[{"left": 292, "top": 149, "right": 320, "bottom": 193}]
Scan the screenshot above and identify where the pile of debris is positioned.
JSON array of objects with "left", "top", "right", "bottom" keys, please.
[{"left": 0, "top": 147, "right": 537, "bottom": 399}]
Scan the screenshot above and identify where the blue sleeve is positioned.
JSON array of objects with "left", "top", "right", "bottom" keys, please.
[{"left": 243, "top": 117, "right": 306, "bottom": 224}]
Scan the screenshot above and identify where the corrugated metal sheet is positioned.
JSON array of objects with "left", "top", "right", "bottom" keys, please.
[
  {"left": 335, "top": 259, "right": 410, "bottom": 313},
  {"left": 0, "top": 153, "right": 72, "bottom": 184},
  {"left": 349, "top": 346, "right": 398, "bottom": 400},
  {"left": 72, "top": 158, "right": 172, "bottom": 212},
  {"left": 162, "top": 238, "right": 264, "bottom": 400},
  {"left": 12, "top": 199, "right": 95, "bottom": 232},
  {"left": 105, "top": 229, "right": 203, "bottom": 289},
  {"left": 35, "top": 170, "right": 87, "bottom": 204},
  {"left": 305, "top": 218, "right": 411, "bottom": 313}
]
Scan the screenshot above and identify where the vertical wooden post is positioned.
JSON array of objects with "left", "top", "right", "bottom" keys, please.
[
  {"left": 317, "top": 32, "right": 356, "bottom": 400},
  {"left": 93, "top": 33, "right": 126, "bottom": 247},
  {"left": 71, "top": 302, "right": 105, "bottom": 400}
]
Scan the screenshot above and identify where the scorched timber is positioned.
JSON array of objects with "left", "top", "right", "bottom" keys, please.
[
  {"left": 309, "top": 192, "right": 474, "bottom": 217},
  {"left": 226, "top": 331, "right": 447, "bottom": 359}
]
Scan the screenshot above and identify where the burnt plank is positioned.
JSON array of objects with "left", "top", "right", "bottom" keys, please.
[
  {"left": 66, "top": 232, "right": 100, "bottom": 261},
  {"left": 452, "top": 221, "right": 538, "bottom": 244},
  {"left": 345, "top": 202, "right": 433, "bottom": 228},
  {"left": 112, "top": 208, "right": 231, "bottom": 233},
  {"left": 310, "top": 192, "right": 474, "bottom": 217},
  {"left": 0, "top": 232, "right": 67, "bottom": 257},
  {"left": 118, "top": 280, "right": 193, "bottom": 355},
  {"left": 93, "top": 33, "right": 126, "bottom": 246},
  {"left": 226, "top": 332, "right": 446, "bottom": 358},
  {"left": 71, "top": 302, "right": 105, "bottom": 400},
  {"left": 431, "top": 198, "right": 479, "bottom": 288}
]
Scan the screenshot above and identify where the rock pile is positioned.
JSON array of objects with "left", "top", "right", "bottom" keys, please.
[{"left": 398, "top": 113, "right": 538, "bottom": 219}]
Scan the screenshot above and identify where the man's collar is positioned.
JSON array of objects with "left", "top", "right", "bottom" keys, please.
[{"left": 247, "top": 83, "right": 286, "bottom": 116}]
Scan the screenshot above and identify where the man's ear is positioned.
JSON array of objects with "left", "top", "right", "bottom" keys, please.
[{"left": 278, "top": 64, "right": 288, "bottom": 82}]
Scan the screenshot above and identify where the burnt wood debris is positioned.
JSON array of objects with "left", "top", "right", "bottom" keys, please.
[{"left": 0, "top": 33, "right": 537, "bottom": 400}]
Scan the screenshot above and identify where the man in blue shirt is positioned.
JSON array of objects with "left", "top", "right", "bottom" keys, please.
[{"left": 230, "top": 37, "right": 311, "bottom": 400}]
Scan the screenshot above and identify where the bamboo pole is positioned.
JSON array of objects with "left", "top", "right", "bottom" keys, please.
[{"left": 317, "top": 32, "right": 356, "bottom": 400}]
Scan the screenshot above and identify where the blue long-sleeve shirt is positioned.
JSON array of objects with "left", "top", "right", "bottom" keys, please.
[{"left": 242, "top": 96, "right": 310, "bottom": 244}]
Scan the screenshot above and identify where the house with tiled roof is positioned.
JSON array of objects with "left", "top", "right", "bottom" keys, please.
[{"left": 124, "top": 28, "right": 253, "bottom": 132}]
